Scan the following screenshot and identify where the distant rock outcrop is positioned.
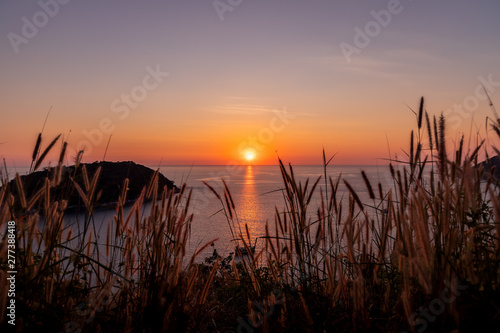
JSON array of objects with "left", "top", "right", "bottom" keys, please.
[
  {"left": 6, "top": 161, "right": 179, "bottom": 210},
  {"left": 477, "top": 155, "right": 500, "bottom": 180}
]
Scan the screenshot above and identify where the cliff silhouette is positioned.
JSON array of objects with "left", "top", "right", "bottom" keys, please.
[{"left": 5, "top": 161, "right": 179, "bottom": 211}]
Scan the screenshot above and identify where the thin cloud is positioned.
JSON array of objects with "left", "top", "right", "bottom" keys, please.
[{"left": 211, "top": 104, "right": 317, "bottom": 117}]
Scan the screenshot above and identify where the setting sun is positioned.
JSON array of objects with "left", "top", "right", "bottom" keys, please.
[{"left": 244, "top": 149, "right": 256, "bottom": 162}]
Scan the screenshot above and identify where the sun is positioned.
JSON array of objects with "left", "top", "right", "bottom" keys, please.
[{"left": 244, "top": 149, "right": 256, "bottom": 162}]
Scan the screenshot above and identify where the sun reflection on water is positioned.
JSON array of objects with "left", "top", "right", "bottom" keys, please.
[{"left": 237, "top": 166, "right": 263, "bottom": 243}]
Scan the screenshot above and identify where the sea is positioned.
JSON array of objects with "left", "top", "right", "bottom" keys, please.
[
  {"left": 5, "top": 164, "right": 399, "bottom": 262},
  {"left": 155, "top": 164, "right": 395, "bottom": 260}
]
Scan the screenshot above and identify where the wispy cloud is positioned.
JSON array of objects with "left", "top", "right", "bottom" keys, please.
[
  {"left": 311, "top": 47, "right": 450, "bottom": 82},
  {"left": 210, "top": 97, "right": 317, "bottom": 116},
  {"left": 213, "top": 104, "right": 278, "bottom": 115}
]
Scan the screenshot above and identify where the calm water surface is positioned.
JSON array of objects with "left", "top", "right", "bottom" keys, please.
[{"left": 159, "top": 164, "right": 395, "bottom": 259}]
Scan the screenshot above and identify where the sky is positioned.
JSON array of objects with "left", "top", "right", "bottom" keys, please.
[{"left": 1, "top": 0, "right": 500, "bottom": 167}]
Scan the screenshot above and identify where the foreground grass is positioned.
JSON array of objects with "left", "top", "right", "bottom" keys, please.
[{"left": 1, "top": 98, "right": 500, "bottom": 332}]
